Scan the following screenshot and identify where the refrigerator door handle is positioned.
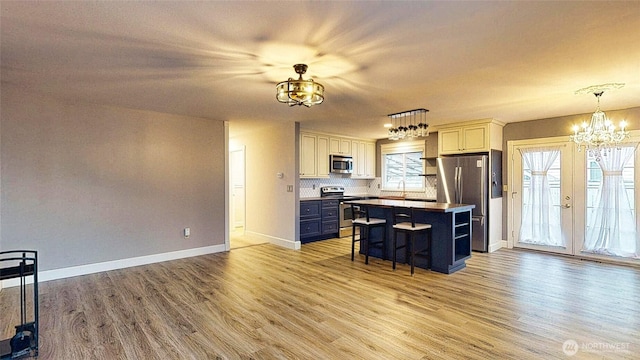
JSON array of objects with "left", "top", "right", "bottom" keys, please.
[
  {"left": 458, "top": 166, "right": 463, "bottom": 203},
  {"left": 481, "top": 162, "right": 486, "bottom": 214},
  {"left": 454, "top": 166, "right": 460, "bottom": 203},
  {"left": 452, "top": 166, "right": 457, "bottom": 203}
]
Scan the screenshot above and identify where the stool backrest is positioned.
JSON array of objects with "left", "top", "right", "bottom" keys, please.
[
  {"left": 392, "top": 206, "right": 416, "bottom": 227},
  {"left": 350, "top": 203, "right": 371, "bottom": 222}
]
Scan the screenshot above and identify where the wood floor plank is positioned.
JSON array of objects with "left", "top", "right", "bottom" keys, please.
[{"left": 1, "top": 237, "right": 639, "bottom": 359}]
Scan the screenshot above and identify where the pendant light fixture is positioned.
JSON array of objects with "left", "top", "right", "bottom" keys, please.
[
  {"left": 570, "top": 83, "right": 628, "bottom": 160},
  {"left": 276, "top": 64, "right": 324, "bottom": 107},
  {"left": 387, "top": 108, "right": 429, "bottom": 140}
]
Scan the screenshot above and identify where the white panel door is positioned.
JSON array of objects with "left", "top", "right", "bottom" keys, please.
[{"left": 230, "top": 148, "right": 246, "bottom": 229}]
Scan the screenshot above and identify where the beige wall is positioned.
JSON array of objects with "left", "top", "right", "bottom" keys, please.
[
  {"left": 501, "top": 106, "right": 640, "bottom": 239},
  {"left": 1, "top": 87, "right": 226, "bottom": 271},
  {"left": 229, "top": 121, "right": 299, "bottom": 248},
  {"left": 503, "top": 107, "right": 640, "bottom": 145}
]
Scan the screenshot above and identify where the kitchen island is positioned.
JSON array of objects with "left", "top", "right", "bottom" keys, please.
[{"left": 345, "top": 199, "right": 475, "bottom": 274}]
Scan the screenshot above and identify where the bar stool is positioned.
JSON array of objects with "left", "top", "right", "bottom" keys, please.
[
  {"left": 351, "top": 203, "right": 387, "bottom": 264},
  {"left": 392, "top": 207, "right": 432, "bottom": 276}
]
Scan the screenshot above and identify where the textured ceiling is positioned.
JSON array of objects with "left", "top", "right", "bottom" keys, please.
[{"left": 1, "top": 1, "right": 639, "bottom": 139}]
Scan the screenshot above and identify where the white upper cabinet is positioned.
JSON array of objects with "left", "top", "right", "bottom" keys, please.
[
  {"left": 300, "top": 132, "right": 330, "bottom": 178},
  {"left": 316, "top": 135, "right": 330, "bottom": 177},
  {"left": 329, "top": 136, "right": 352, "bottom": 155},
  {"left": 352, "top": 140, "right": 376, "bottom": 179},
  {"left": 300, "top": 131, "right": 375, "bottom": 179},
  {"left": 300, "top": 133, "right": 318, "bottom": 178},
  {"left": 364, "top": 142, "right": 376, "bottom": 178},
  {"left": 438, "top": 119, "right": 504, "bottom": 155}
]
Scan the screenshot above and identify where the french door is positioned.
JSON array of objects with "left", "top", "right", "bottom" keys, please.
[
  {"left": 510, "top": 139, "right": 576, "bottom": 255},
  {"left": 509, "top": 134, "right": 640, "bottom": 261}
]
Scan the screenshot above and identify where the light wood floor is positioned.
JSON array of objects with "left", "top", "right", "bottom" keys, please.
[
  {"left": 230, "top": 227, "right": 268, "bottom": 249},
  {"left": 1, "top": 238, "right": 639, "bottom": 359}
]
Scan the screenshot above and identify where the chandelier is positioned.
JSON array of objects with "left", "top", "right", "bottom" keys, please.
[
  {"left": 276, "top": 64, "right": 324, "bottom": 107},
  {"left": 387, "top": 108, "right": 429, "bottom": 140},
  {"left": 570, "top": 83, "right": 628, "bottom": 160}
]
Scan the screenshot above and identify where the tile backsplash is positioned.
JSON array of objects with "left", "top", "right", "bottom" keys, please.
[
  {"left": 299, "top": 176, "right": 371, "bottom": 198},
  {"left": 300, "top": 175, "right": 437, "bottom": 199}
]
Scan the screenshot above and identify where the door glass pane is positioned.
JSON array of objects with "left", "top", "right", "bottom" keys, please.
[
  {"left": 519, "top": 149, "right": 563, "bottom": 246},
  {"left": 585, "top": 157, "right": 635, "bottom": 218},
  {"left": 584, "top": 148, "right": 637, "bottom": 258}
]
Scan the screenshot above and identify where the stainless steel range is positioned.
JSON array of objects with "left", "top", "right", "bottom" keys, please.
[{"left": 320, "top": 186, "right": 361, "bottom": 237}]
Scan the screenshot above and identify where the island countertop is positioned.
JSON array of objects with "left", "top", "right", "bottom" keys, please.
[{"left": 345, "top": 199, "right": 475, "bottom": 213}]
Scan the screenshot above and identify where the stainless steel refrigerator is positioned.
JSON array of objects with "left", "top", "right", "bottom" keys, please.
[{"left": 436, "top": 155, "right": 488, "bottom": 252}]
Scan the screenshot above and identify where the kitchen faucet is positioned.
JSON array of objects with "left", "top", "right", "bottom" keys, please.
[{"left": 398, "top": 180, "right": 406, "bottom": 199}]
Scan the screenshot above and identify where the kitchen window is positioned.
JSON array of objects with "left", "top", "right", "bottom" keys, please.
[{"left": 381, "top": 140, "right": 425, "bottom": 191}]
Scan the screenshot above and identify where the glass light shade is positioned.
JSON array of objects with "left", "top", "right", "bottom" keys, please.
[
  {"left": 387, "top": 108, "right": 429, "bottom": 140},
  {"left": 276, "top": 65, "right": 324, "bottom": 107}
]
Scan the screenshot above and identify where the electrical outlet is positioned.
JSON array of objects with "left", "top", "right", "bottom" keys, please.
[
  {"left": 184, "top": 227, "right": 190, "bottom": 238},
  {"left": 287, "top": 185, "right": 293, "bottom": 192}
]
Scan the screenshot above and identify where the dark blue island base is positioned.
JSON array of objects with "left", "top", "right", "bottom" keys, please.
[{"left": 345, "top": 199, "right": 475, "bottom": 274}]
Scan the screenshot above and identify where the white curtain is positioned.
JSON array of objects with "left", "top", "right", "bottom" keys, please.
[
  {"left": 583, "top": 144, "right": 639, "bottom": 258},
  {"left": 519, "top": 147, "right": 563, "bottom": 246}
]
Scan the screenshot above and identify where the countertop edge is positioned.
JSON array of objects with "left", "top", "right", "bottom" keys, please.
[{"left": 344, "top": 199, "right": 475, "bottom": 212}]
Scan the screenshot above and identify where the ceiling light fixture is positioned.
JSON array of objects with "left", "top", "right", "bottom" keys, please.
[
  {"left": 570, "top": 83, "right": 628, "bottom": 160},
  {"left": 387, "top": 108, "right": 429, "bottom": 140},
  {"left": 276, "top": 64, "right": 324, "bottom": 107}
]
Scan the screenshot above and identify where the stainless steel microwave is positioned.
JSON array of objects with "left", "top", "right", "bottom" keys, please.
[{"left": 330, "top": 155, "right": 353, "bottom": 174}]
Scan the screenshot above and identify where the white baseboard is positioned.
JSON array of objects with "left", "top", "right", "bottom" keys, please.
[
  {"left": 1, "top": 244, "right": 225, "bottom": 288},
  {"left": 244, "top": 230, "right": 300, "bottom": 250},
  {"left": 489, "top": 240, "right": 507, "bottom": 253}
]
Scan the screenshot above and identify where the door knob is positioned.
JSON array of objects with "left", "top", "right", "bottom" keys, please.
[{"left": 561, "top": 204, "right": 572, "bottom": 209}]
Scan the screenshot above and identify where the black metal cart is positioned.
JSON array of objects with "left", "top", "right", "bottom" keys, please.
[{"left": 0, "top": 250, "right": 39, "bottom": 359}]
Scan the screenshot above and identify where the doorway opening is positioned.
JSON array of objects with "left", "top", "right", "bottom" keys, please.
[{"left": 229, "top": 146, "right": 268, "bottom": 249}]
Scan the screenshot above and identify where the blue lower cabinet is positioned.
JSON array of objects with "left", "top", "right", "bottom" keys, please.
[
  {"left": 300, "top": 199, "right": 340, "bottom": 243},
  {"left": 300, "top": 219, "right": 321, "bottom": 237},
  {"left": 322, "top": 221, "right": 338, "bottom": 234}
]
